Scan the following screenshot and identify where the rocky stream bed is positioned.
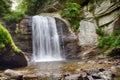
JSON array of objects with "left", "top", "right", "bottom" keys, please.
[{"left": 0, "top": 57, "right": 120, "bottom": 80}]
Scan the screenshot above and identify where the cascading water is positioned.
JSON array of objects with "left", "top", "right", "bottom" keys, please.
[{"left": 32, "top": 15, "right": 63, "bottom": 62}]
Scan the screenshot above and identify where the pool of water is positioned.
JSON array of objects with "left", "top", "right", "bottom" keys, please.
[{"left": 15, "top": 59, "right": 120, "bottom": 79}]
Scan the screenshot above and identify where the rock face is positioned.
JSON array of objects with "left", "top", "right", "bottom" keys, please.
[
  {"left": 79, "top": 20, "right": 98, "bottom": 46},
  {"left": 0, "top": 24, "right": 28, "bottom": 69},
  {"left": 79, "top": 0, "right": 120, "bottom": 47},
  {"left": 18, "top": 14, "right": 81, "bottom": 59},
  {"left": 37, "top": 0, "right": 65, "bottom": 13},
  {"left": 5, "top": 16, "right": 32, "bottom": 54},
  {"left": 0, "top": 52, "right": 27, "bottom": 69},
  {"left": 56, "top": 18, "right": 81, "bottom": 59}
]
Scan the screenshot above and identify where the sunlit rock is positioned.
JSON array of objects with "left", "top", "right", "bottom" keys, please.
[{"left": 79, "top": 20, "right": 98, "bottom": 46}]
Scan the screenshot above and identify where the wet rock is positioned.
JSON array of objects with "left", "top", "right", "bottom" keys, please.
[
  {"left": 0, "top": 77, "right": 7, "bottom": 80},
  {"left": 83, "top": 76, "right": 89, "bottom": 80},
  {"left": 56, "top": 18, "right": 81, "bottom": 59},
  {"left": 108, "top": 47, "right": 120, "bottom": 57},
  {"left": 111, "top": 65, "right": 120, "bottom": 77},
  {"left": 19, "top": 16, "right": 32, "bottom": 34},
  {"left": 4, "top": 69, "right": 23, "bottom": 80},
  {"left": 98, "top": 71, "right": 112, "bottom": 80},
  {"left": 99, "top": 68, "right": 105, "bottom": 72},
  {"left": 91, "top": 75, "right": 102, "bottom": 79},
  {"left": 65, "top": 74, "right": 81, "bottom": 80},
  {"left": 0, "top": 52, "right": 28, "bottom": 69},
  {"left": 63, "top": 71, "right": 70, "bottom": 77},
  {"left": 77, "top": 75, "right": 83, "bottom": 80}
]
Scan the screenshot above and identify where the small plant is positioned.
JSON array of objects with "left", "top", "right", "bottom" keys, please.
[
  {"left": 96, "top": 28, "right": 105, "bottom": 37},
  {"left": 98, "top": 29, "right": 120, "bottom": 49},
  {"left": 61, "top": 2, "right": 82, "bottom": 31}
]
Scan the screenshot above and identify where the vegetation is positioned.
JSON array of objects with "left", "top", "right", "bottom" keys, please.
[
  {"left": 17, "top": 0, "right": 53, "bottom": 15},
  {"left": 0, "top": 0, "right": 11, "bottom": 17},
  {"left": 61, "top": 1, "right": 82, "bottom": 31},
  {"left": 97, "top": 28, "right": 120, "bottom": 54},
  {"left": 0, "top": 23, "right": 21, "bottom": 53},
  {"left": 3, "top": 11, "right": 24, "bottom": 23},
  {"left": 3, "top": 0, "right": 54, "bottom": 23}
]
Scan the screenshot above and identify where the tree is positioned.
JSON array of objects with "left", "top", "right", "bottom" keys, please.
[
  {"left": 0, "top": 0, "right": 11, "bottom": 17},
  {"left": 17, "top": 0, "right": 51, "bottom": 15}
]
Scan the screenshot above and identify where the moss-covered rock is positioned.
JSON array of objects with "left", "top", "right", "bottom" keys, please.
[
  {"left": 0, "top": 23, "right": 20, "bottom": 53},
  {"left": 105, "top": 47, "right": 120, "bottom": 56},
  {"left": 0, "top": 23, "right": 27, "bottom": 69}
]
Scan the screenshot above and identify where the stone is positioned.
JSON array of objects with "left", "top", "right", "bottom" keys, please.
[
  {"left": 98, "top": 71, "right": 112, "bottom": 80},
  {"left": 65, "top": 74, "right": 81, "bottom": 80},
  {"left": 44, "top": 7, "right": 58, "bottom": 13},
  {"left": 98, "top": 10, "right": 119, "bottom": 27},
  {"left": 77, "top": 75, "right": 83, "bottom": 80},
  {"left": 56, "top": 17, "right": 81, "bottom": 59},
  {"left": 114, "top": 18, "right": 120, "bottom": 30},
  {"left": 41, "top": 1, "right": 64, "bottom": 13},
  {"left": 0, "top": 52, "right": 27, "bottom": 69},
  {"left": 79, "top": 0, "right": 120, "bottom": 48},
  {"left": 91, "top": 75, "right": 102, "bottom": 79},
  {"left": 99, "top": 68, "right": 105, "bottom": 72},
  {"left": 4, "top": 69, "right": 23, "bottom": 80},
  {"left": 83, "top": 76, "right": 89, "bottom": 80},
  {"left": 107, "top": 47, "right": 120, "bottom": 57},
  {"left": 19, "top": 16, "right": 32, "bottom": 34},
  {"left": 79, "top": 20, "right": 98, "bottom": 46}
]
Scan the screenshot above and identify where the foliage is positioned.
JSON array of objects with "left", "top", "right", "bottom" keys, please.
[
  {"left": 17, "top": 0, "right": 53, "bottom": 15},
  {"left": 3, "top": 11, "right": 24, "bottom": 23},
  {"left": 0, "top": 0, "right": 11, "bottom": 17},
  {"left": 61, "top": 1, "right": 82, "bottom": 31},
  {"left": 98, "top": 30, "right": 120, "bottom": 50},
  {"left": 96, "top": 28, "right": 105, "bottom": 37},
  {"left": 0, "top": 23, "right": 21, "bottom": 53}
]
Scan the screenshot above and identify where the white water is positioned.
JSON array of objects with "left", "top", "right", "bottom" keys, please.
[{"left": 32, "top": 15, "right": 63, "bottom": 62}]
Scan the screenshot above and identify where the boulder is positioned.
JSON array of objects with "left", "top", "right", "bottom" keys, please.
[
  {"left": 4, "top": 69, "right": 23, "bottom": 80},
  {"left": 79, "top": 20, "right": 98, "bottom": 46},
  {"left": 0, "top": 52, "right": 27, "bottom": 69},
  {"left": 107, "top": 47, "right": 120, "bottom": 57}
]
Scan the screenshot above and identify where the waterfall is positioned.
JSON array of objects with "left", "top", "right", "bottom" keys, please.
[{"left": 32, "top": 15, "right": 63, "bottom": 62}]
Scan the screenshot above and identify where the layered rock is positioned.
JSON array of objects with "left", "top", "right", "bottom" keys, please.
[{"left": 79, "top": 0, "right": 120, "bottom": 47}]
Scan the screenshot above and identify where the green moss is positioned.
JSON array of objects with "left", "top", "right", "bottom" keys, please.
[{"left": 0, "top": 23, "right": 21, "bottom": 53}]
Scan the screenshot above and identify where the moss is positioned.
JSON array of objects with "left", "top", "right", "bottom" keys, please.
[{"left": 0, "top": 23, "right": 21, "bottom": 53}]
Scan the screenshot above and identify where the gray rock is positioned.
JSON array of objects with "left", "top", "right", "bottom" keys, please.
[
  {"left": 79, "top": 20, "right": 98, "bottom": 46},
  {"left": 0, "top": 52, "right": 28, "bottom": 69},
  {"left": 65, "top": 74, "right": 81, "bottom": 80},
  {"left": 4, "top": 69, "right": 23, "bottom": 80}
]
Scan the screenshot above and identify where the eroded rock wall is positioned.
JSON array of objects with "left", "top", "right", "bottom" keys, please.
[{"left": 79, "top": 0, "right": 120, "bottom": 47}]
